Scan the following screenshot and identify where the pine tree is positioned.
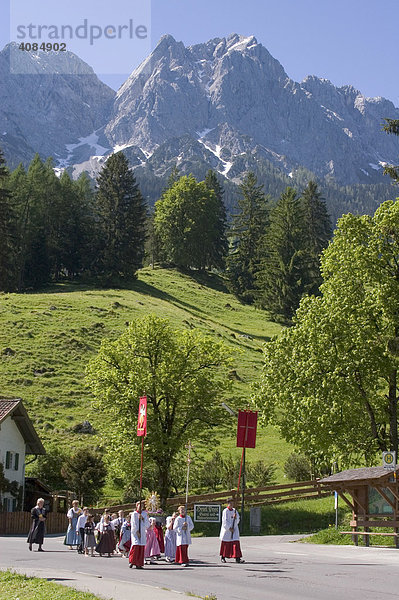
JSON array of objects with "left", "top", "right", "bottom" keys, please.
[
  {"left": 10, "top": 155, "right": 50, "bottom": 289},
  {"left": 256, "top": 187, "right": 306, "bottom": 322},
  {"left": 204, "top": 170, "right": 228, "bottom": 270},
  {"left": 73, "top": 172, "right": 97, "bottom": 274},
  {"left": 0, "top": 150, "right": 17, "bottom": 291},
  {"left": 300, "top": 180, "right": 332, "bottom": 295},
  {"left": 95, "top": 152, "right": 147, "bottom": 279},
  {"left": 382, "top": 118, "right": 399, "bottom": 182},
  {"left": 226, "top": 172, "right": 269, "bottom": 302},
  {"left": 166, "top": 164, "right": 180, "bottom": 188}
]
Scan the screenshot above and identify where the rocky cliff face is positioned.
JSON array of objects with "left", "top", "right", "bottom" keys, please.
[
  {"left": 1, "top": 35, "right": 398, "bottom": 185},
  {"left": 0, "top": 43, "right": 114, "bottom": 168},
  {"left": 103, "top": 33, "right": 399, "bottom": 184}
]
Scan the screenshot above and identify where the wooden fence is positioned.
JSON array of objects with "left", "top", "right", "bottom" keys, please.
[
  {"left": 0, "top": 511, "right": 67, "bottom": 535},
  {"left": 96, "top": 479, "right": 331, "bottom": 514}
]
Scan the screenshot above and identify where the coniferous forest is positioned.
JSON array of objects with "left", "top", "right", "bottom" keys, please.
[{"left": 0, "top": 146, "right": 337, "bottom": 323}]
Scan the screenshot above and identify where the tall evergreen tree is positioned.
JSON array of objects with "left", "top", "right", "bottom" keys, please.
[
  {"left": 256, "top": 187, "right": 306, "bottom": 322},
  {"left": 226, "top": 172, "right": 269, "bottom": 302},
  {"left": 166, "top": 164, "right": 180, "bottom": 188},
  {"left": 73, "top": 172, "right": 97, "bottom": 274},
  {"left": 10, "top": 155, "right": 50, "bottom": 289},
  {"left": 95, "top": 152, "right": 146, "bottom": 279},
  {"left": 300, "top": 180, "right": 332, "bottom": 295},
  {"left": 0, "top": 150, "right": 17, "bottom": 291},
  {"left": 204, "top": 170, "right": 228, "bottom": 270},
  {"left": 383, "top": 118, "right": 399, "bottom": 183}
]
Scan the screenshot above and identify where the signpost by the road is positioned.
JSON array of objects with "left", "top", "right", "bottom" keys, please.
[
  {"left": 383, "top": 451, "right": 396, "bottom": 470},
  {"left": 194, "top": 504, "right": 221, "bottom": 523}
]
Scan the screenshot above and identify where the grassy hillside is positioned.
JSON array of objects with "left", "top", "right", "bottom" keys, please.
[{"left": 0, "top": 267, "right": 293, "bottom": 492}]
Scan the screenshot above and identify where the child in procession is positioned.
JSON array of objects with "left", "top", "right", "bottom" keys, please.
[
  {"left": 144, "top": 517, "right": 160, "bottom": 564},
  {"left": 173, "top": 505, "right": 194, "bottom": 567},
  {"left": 83, "top": 514, "right": 96, "bottom": 557},
  {"left": 118, "top": 514, "right": 132, "bottom": 557},
  {"left": 76, "top": 507, "right": 89, "bottom": 554},
  {"left": 164, "top": 512, "right": 177, "bottom": 562}
]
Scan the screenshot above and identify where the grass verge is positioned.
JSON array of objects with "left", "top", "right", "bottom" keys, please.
[{"left": 0, "top": 570, "right": 106, "bottom": 600}]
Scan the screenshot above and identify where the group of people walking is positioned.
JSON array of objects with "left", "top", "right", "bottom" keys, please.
[{"left": 27, "top": 497, "right": 244, "bottom": 567}]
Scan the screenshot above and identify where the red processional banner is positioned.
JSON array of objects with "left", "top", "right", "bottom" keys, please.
[
  {"left": 236, "top": 410, "right": 258, "bottom": 448},
  {"left": 137, "top": 396, "right": 147, "bottom": 437}
]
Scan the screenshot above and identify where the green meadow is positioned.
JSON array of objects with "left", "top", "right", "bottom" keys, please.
[{"left": 0, "top": 267, "right": 293, "bottom": 497}]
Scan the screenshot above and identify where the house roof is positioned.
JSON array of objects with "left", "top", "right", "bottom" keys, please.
[
  {"left": 320, "top": 466, "right": 399, "bottom": 485},
  {"left": 25, "top": 477, "right": 52, "bottom": 494},
  {"left": 0, "top": 398, "right": 45, "bottom": 455}
]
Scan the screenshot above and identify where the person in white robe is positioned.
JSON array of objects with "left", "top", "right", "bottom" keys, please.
[
  {"left": 219, "top": 499, "right": 244, "bottom": 563},
  {"left": 128, "top": 501, "right": 150, "bottom": 569},
  {"left": 173, "top": 505, "right": 194, "bottom": 566}
]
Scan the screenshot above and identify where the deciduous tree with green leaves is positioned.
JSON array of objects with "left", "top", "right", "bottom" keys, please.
[
  {"left": 257, "top": 199, "right": 399, "bottom": 468},
  {"left": 86, "top": 314, "right": 233, "bottom": 504},
  {"left": 154, "top": 174, "right": 224, "bottom": 270}
]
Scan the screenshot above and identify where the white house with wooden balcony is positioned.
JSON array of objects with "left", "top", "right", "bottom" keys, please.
[{"left": 0, "top": 398, "right": 45, "bottom": 512}]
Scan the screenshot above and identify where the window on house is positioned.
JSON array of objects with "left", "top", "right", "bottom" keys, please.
[
  {"left": 5, "top": 451, "right": 12, "bottom": 469},
  {"left": 14, "top": 453, "right": 19, "bottom": 471},
  {"left": 3, "top": 497, "right": 8, "bottom": 511},
  {"left": 12, "top": 498, "right": 17, "bottom": 512}
]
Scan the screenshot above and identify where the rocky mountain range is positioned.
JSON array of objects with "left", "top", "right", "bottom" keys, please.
[{"left": 1, "top": 34, "right": 398, "bottom": 206}]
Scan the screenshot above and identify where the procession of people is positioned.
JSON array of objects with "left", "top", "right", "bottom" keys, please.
[
  {"left": 27, "top": 497, "right": 245, "bottom": 568},
  {"left": 26, "top": 400, "right": 249, "bottom": 567}
]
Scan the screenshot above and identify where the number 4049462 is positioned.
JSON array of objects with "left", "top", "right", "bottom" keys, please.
[{"left": 19, "top": 42, "right": 67, "bottom": 52}]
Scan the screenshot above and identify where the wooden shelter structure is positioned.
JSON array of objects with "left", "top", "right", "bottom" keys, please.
[{"left": 320, "top": 467, "right": 399, "bottom": 547}]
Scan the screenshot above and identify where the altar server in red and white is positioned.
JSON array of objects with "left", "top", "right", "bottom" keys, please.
[
  {"left": 128, "top": 501, "right": 150, "bottom": 569},
  {"left": 219, "top": 499, "right": 245, "bottom": 563},
  {"left": 174, "top": 505, "right": 194, "bottom": 567}
]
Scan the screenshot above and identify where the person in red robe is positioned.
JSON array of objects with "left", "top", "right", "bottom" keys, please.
[
  {"left": 173, "top": 505, "right": 194, "bottom": 567},
  {"left": 154, "top": 519, "right": 165, "bottom": 555},
  {"left": 219, "top": 499, "right": 245, "bottom": 563},
  {"left": 128, "top": 501, "right": 150, "bottom": 569}
]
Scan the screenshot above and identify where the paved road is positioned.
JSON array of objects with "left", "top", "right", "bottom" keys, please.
[{"left": 1, "top": 534, "right": 399, "bottom": 600}]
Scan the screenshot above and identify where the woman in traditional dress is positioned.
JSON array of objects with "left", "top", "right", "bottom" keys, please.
[
  {"left": 65, "top": 499, "right": 83, "bottom": 549},
  {"left": 144, "top": 517, "right": 160, "bottom": 564},
  {"left": 174, "top": 505, "right": 194, "bottom": 567},
  {"left": 164, "top": 512, "right": 177, "bottom": 562},
  {"left": 118, "top": 514, "right": 132, "bottom": 557},
  {"left": 219, "top": 499, "right": 245, "bottom": 563},
  {"left": 95, "top": 514, "right": 116, "bottom": 557},
  {"left": 27, "top": 497, "right": 47, "bottom": 552}
]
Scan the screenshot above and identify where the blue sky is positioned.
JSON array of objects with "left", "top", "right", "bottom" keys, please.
[{"left": 2, "top": 0, "right": 398, "bottom": 106}]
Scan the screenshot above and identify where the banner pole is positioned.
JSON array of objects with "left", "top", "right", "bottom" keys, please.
[
  {"left": 185, "top": 441, "right": 192, "bottom": 515},
  {"left": 137, "top": 394, "right": 147, "bottom": 539}
]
